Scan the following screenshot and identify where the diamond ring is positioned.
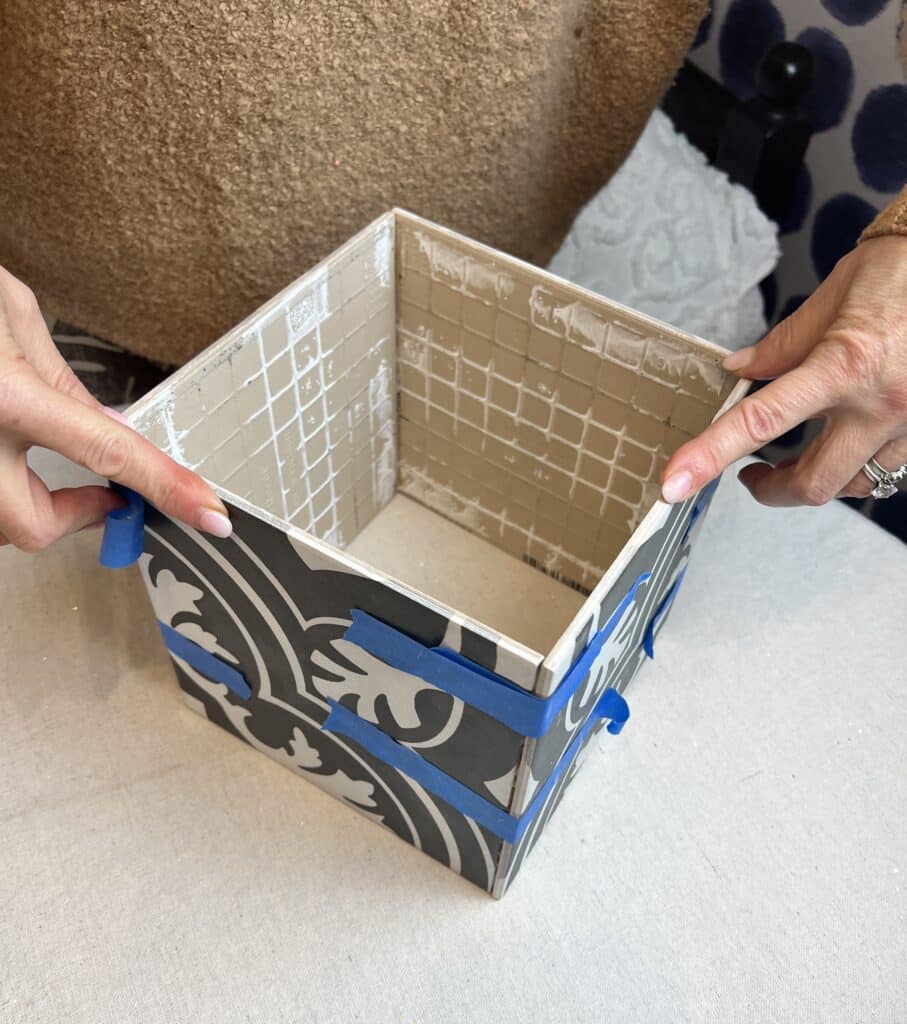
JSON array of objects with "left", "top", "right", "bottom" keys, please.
[{"left": 861, "top": 456, "right": 907, "bottom": 499}]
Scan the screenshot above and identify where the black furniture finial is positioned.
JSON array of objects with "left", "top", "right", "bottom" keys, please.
[
  {"left": 717, "top": 41, "right": 814, "bottom": 222},
  {"left": 660, "top": 40, "right": 816, "bottom": 225},
  {"left": 756, "top": 41, "right": 813, "bottom": 109}
]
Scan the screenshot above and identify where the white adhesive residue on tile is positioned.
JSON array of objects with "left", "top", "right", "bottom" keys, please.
[
  {"left": 644, "top": 338, "right": 687, "bottom": 384},
  {"left": 398, "top": 330, "right": 428, "bottom": 370},
  {"left": 414, "top": 229, "right": 515, "bottom": 304},
  {"left": 464, "top": 258, "right": 509, "bottom": 303},
  {"left": 415, "top": 231, "right": 466, "bottom": 287},
  {"left": 131, "top": 218, "right": 401, "bottom": 552},
  {"left": 372, "top": 220, "right": 392, "bottom": 288},
  {"left": 160, "top": 394, "right": 185, "bottom": 464},
  {"left": 368, "top": 354, "right": 393, "bottom": 415},
  {"left": 370, "top": 348, "right": 397, "bottom": 512},
  {"left": 287, "top": 266, "right": 330, "bottom": 340},
  {"left": 604, "top": 321, "right": 647, "bottom": 368},
  {"left": 255, "top": 327, "right": 291, "bottom": 521},
  {"left": 397, "top": 464, "right": 484, "bottom": 535},
  {"left": 566, "top": 304, "right": 608, "bottom": 354},
  {"left": 529, "top": 285, "right": 572, "bottom": 337},
  {"left": 685, "top": 354, "right": 726, "bottom": 396}
]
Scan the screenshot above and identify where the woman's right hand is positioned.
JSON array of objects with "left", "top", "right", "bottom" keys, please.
[{"left": 0, "top": 264, "right": 232, "bottom": 552}]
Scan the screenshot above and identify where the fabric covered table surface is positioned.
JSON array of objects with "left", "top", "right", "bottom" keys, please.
[{"left": 1, "top": 452, "right": 905, "bottom": 1024}]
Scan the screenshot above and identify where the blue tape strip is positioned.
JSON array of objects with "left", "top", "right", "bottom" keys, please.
[
  {"left": 681, "top": 476, "right": 721, "bottom": 545},
  {"left": 99, "top": 486, "right": 145, "bottom": 568},
  {"left": 152, "top": 619, "right": 631, "bottom": 841},
  {"left": 643, "top": 568, "right": 687, "bottom": 659},
  {"left": 322, "top": 685, "right": 629, "bottom": 843},
  {"left": 343, "top": 572, "right": 649, "bottom": 738},
  {"left": 159, "top": 621, "right": 252, "bottom": 699}
]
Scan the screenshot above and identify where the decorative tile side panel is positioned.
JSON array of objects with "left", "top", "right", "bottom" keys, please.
[
  {"left": 534, "top": 501, "right": 672, "bottom": 699},
  {"left": 132, "top": 216, "right": 396, "bottom": 550},
  {"left": 516, "top": 494, "right": 705, "bottom": 816},
  {"left": 139, "top": 500, "right": 527, "bottom": 821},
  {"left": 494, "top": 714, "right": 607, "bottom": 898},
  {"left": 176, "top": 660, "right": 503, "bottom": 892},
  {"left": 395, "top": 212, "right": 736, "bottom": 598},
  {"left": 495, "top": 502, "right": 704, "bottom": 896}
]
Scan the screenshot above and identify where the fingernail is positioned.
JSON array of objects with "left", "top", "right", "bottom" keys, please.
[
  {"left": 198, "top": 508, "right": 233, "bottom": 539},
  {"left": 103, "top": 406, "right": 132, "bottom": 427},
  {"left": 662, "top": 470, "right": 694, "bottom": 504},
  {"left": 723, "top": 347, "right": 755, "bottom": 372}
]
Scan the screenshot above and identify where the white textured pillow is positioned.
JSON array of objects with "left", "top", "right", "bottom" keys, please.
[{"left": 548, "top": 109, "right": 780, "bottom": 350}]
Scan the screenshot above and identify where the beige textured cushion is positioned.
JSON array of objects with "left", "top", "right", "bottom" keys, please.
[{"left": 0, "top": 0, "right": 704, "bottom": 365}]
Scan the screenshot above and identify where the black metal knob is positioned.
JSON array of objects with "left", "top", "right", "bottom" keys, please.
[{"left": 756, "top": 42, "right": 813, "bottom": 107}]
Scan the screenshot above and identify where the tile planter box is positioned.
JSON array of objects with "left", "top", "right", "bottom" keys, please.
[{"left": 114, "top": 210, "right": 745, "bottom": 896}]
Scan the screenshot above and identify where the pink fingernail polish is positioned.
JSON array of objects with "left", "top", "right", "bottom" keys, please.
[
  {"left": 662, "top": 471, "right": 693, "bottom": 504},
  {"left": 723, "top": 347, "right": 754, "bottom": 372},
  {"left": 198, "top": 509, "right": 233, "bottom": 538},
  {"left": 103, "top": 406, "right": 132, "bottom": 427}
]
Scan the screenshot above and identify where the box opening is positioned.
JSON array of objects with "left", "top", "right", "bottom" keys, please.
[{"left": 129, "top": 211, "right": 736, "bottom": 661}]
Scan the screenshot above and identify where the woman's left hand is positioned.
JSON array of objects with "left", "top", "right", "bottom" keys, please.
[{"left": 661, "top": 234, "right": 907, "bottom": 507}]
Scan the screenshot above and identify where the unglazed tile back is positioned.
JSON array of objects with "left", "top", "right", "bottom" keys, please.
[
  {"left": 133, "top": 217, "right": 396, "bottom": 549},
  {"left": 394, "top": 214, "right": 735, "bottom": 597}
]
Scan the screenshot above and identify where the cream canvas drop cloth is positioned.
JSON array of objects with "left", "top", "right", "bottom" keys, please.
[{"left": 0, "top": 448, "right": 904, "bottom": 1022}]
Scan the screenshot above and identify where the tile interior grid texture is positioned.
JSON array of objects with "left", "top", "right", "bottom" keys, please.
[
  {"left": 394, "top": 214, "right": 735, "bottom": 595},
  {"left": 133, "top": 216, "right": 397, "bottom": 550},
  {"left": 131, "top": 209, "right": 736, "bottom": 652}
]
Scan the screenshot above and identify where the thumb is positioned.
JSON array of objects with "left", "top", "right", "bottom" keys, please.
[{"left": 722, "top": 284, "right": 837, "bottom": 381}]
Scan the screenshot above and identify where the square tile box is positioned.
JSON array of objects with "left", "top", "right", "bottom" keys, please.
[{"left": 118, "top": 211, "right": 746, "bottom": 896}]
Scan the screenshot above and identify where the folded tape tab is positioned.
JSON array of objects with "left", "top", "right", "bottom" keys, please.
[
  {"left": 152, "top": 609, "right": 634, "bottom": 842},
  {"left": 149, "top": 565, "right": 655, "bottom": 843},
  {"left": 99, "top": 486, "right": 145, "bottom": 569},
  {"left": 343, "top": 571, "right": 649, "bottom": 738}
]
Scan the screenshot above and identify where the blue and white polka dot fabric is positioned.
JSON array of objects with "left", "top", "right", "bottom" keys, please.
[{"left": 693, "top": 0, "right": 906, "bottom": 322}]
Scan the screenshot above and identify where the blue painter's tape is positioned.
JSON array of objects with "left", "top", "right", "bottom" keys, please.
[
  {"left": 643, "top": 568, "right": 687, "bottom": 660},
  {"left": 324, "top": 699, "right": 520, "bottom": 840},
  {"left": 596, "top": 687, "right": 630, "bottom": 735},
  {"left": 322, "top": 683, "right": 629, "bottom": 843},
  {"left": 99, "top": 486, "right": 145, "bottom": 568},
  {"left": 159, "top": 621, "right": 252, "bottom": 699},
  {"left": 343, "top": 572, "right": 649, "bottom": 738},
  {"left": 151, "top": 615, "right": 630, "bottom": 839},
  {"left": 682, "top": 476, "right": 721, "bottom": 545}
]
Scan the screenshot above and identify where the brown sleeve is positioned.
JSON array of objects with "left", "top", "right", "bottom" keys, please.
[{"left": 859, "top": 186, "right": 907, "bottom": 242}]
